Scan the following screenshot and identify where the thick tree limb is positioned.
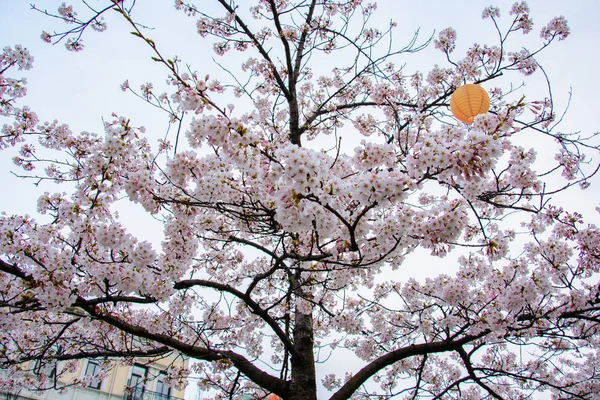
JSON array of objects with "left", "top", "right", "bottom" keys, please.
[
  {"left": 329, "top": 332, "right": 489, "bottom": 400},
  {"left": 173, "top": 278, "right": 298, "bottom": 357},
  {"left": 77, "top": 298, "right": 288, "bottom": 395}
]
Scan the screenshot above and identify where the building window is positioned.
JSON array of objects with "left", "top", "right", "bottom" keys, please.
[
  {"left": 84, "top": 360, "right": 102, "bottom": 390},
  {"left": 156, "top": 373, "right": 171, "bottom": 399},
  {"left": 129, "top": 364, "right": 148, "bottom": 400},
  {"left": 32, "top": 359, "right": 56, "bottom": 379}
]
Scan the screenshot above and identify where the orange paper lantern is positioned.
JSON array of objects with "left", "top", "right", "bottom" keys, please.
[
  {"left": 267, "top": 395, "right": 281, "bottom": 400},
  {"left": 450, "top": 84, "right": 490, "bottom": 123}
]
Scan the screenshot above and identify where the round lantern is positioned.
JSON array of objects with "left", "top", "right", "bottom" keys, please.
[
  {"left": 267, "top": 395, "right": 281, "bottom": 400},
  {"left": 450, "top": 84, "right": 490, "bottom": 123}
]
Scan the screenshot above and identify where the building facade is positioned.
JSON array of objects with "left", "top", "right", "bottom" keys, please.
[{"left": 2, "top": 354, "right": 188, "bottom": 400}]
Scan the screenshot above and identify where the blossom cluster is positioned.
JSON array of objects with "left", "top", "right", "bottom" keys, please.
[
  {"left": 0, "top": 1, "right": 596, "bottom": 399},
  {"left": 433, "top": 27, "right": 457, "bottom": 54},
  {"left": 540, "top": 16, "right": 570, "bottom": 41},
  {"left": 0, "top": 46, "right": 34, "bottom": 119}
]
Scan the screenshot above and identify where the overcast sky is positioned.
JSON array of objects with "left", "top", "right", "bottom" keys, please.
[
  {"left": 1, "top": 1, "right": 599, "bottom": 398},
  {"left": 1, "top": 0, "right": 598, "bottom": 214}
]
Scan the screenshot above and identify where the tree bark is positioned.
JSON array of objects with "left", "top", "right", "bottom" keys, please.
[
  {"left": 287, "top": 309, "right": 317, "bottom": 400},
  {"left": 289, "top": 96, "right": 302, "bottom": 146}
]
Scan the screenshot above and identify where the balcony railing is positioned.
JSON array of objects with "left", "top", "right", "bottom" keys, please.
[{"left": 123, "top": 388, "right": 184, "bottom": 400}]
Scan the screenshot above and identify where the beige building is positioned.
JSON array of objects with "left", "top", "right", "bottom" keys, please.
[{"left": 2, "top": 353, "right": 188, "bottom": 400}]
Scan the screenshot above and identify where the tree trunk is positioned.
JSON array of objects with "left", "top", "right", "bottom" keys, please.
[
  {"left": 289, "top": 94, "right": 302, "bottom": 146},
  {"left": 287, "top": 309, "right": 317, "bottom": 400}
]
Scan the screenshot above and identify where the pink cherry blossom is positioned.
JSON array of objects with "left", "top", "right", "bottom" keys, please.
[{"left": 0, "top": 2, "right": 598, "bottom": 400}]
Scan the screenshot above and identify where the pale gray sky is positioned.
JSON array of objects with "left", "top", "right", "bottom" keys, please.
[{"left": 1, "top": 1, "right": 599, "bottom": 398}]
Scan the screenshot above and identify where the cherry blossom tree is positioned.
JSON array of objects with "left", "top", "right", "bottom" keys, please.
[{"left": 1, "top": 1, "right": 599, "bottom": 399}]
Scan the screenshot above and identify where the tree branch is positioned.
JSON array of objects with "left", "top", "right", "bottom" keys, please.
[
  {"left": 329, "top": 332, "right": 489, "bottom": 400},
  {"left": 173, "top": 278, "right": 298, "bottom": 357}
]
